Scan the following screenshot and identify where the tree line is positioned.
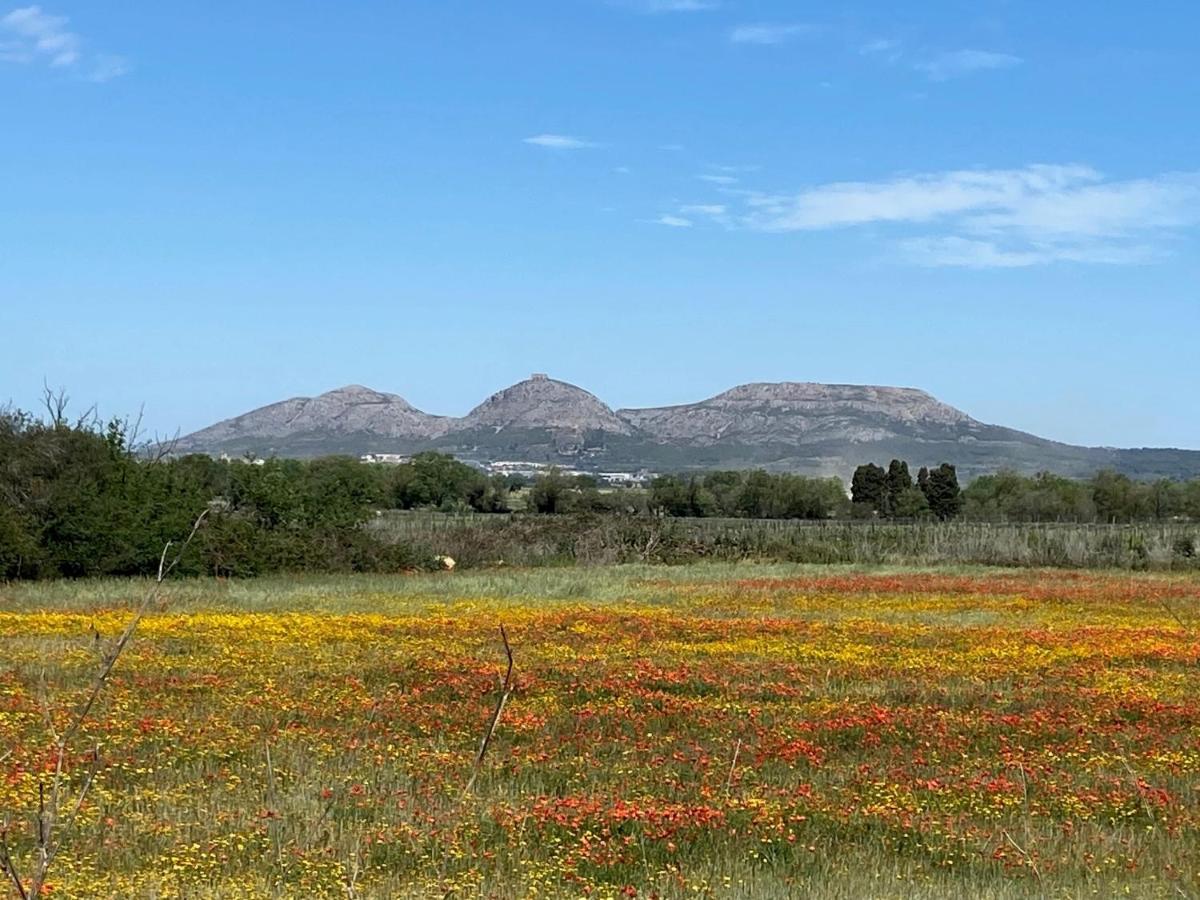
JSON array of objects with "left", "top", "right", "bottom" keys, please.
[
  {"left": 647, "top": 471, "right": 849, "bottom": 519},
  {"left": 4, "top": 398, "right": 1200, "bottom": 580},
  {"left": 961, "top": 469, "right": 1200, "bottom": 523},
  {"left": 850, "top": 460, "right": 963, "bottom": 520}
]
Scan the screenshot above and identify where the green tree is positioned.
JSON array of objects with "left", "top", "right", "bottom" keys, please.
[
  {"left": 892, "top": 486, "right": 931, "bottom": 519},
  {"left": 528, "top": 469, "right": 573, "bottom": 514},
  {"left": 884, "top": 460, "right": 913, "bottom": 518},
  {"left": 924, "top": 463, "right": 962, "bottom": 520},
  {"left": 851, "top": 463, "right": 887, "bottom": 514}
]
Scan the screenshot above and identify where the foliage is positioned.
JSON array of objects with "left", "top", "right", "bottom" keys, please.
[
  {"left": 0, "top": 406, "right": 433, "bottom": 580},
  {"left": 883, "top": 459, "right": 913, "bottom": 516},
  {"left": 649, "top": 471, "right": 849, "bottom": 520},
  {"left": 922, "top": 462, "right": 962, "bottom": 520},
  {"left": 388, "top": 452, "right": 509, "bottom": 513},
  {"left": 850, "top": 462, "right": 887, "bottom": 513},
  {"left": 963, "top": 469, "right": 1200, "bottom": 523}
]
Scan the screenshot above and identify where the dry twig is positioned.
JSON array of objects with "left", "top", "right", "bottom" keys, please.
[
  {"left": 464, "top": 626, "right": 515, "bottom": 795},
  {"left": 725, "top": 739, "right": 743, "bottom": 794}
]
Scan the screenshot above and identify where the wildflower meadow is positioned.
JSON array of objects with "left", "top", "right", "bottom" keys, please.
[{"left": 2, "top": 565, "right": 1198, "bottom": 898}]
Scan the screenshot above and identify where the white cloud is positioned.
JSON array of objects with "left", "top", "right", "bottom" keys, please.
[
  {"left": 88, "top": 53, "right": 128, "bottom": 83},
  {"left": 859, "top": 38, "right": 902, "bottom": 64},
  {"left": 619, "top": 0, "right": 718, "bottom": 12},
  {"left": 614, "top": 166, "right": 632, "bottom": 174},
  {"left": 523, "top": 134, "right": 597, "bottom": 150},
  {"left": 681, "top": 204, "right": 726, "bottom": 216},
  {"left": 698, "top": 174, "right": 738, "bottom": 185},
  {"left": 915, "top": 49, "right": 1022, "bottom": 80},
  {"left": 897, "top": 236, "right": 1160, "bottom": 269},
  {"left": 732, "top": 165, "right": 1200, "bottom": 267},
  {"left": 730, "top": 23, "right": 815, "bottom": 45},
  {"left": 655, "top": 215, "right": 693, "bottom": 227},
  {"left": 1, "top": 5, "right": 126, "bottom": 80},
  {"left": 1, "top": 5, "right": 78, "bottom": 65},
  {"left": 860, "top": 38, "right": 900, "bottom": 56}
]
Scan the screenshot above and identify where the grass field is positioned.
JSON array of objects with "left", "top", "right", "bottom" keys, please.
[{"left": 2, "top": 564, "right": 1199, "bottom": 898}]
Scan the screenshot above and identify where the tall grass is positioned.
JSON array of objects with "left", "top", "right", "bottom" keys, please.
[{"left": 372, "top": 512, "right": 1200, "bottom": 571}]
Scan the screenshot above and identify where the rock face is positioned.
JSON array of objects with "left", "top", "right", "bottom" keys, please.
[
  {"left": 455, "top": 374, "right": 634, "bottom": 436},
  {"left": 174, "top": 385, "right": 449, "bottom": 455},
  {"left": 620, "top": 383, "right": 976, "bottom": 446}
]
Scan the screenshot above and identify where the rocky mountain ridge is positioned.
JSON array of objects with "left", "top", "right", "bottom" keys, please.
[{"left": 173, "top": 375, "right": 1200, "bottom": 480}]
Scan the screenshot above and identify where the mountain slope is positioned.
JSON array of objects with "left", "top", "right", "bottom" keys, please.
[
  {"left": 174, "top": 385, "right": 449, "bottom": 456},
  {"left": 619, "top": 383, "right": 977, "bottom": 445}
]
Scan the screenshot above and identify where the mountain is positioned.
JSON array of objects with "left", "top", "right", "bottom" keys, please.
[
  {"left": 174, "top": 376, "right": 1200, "bottom": 480},
  {"left": 173, "top": 385, "right": 449, "bottom": 457},
  {"left": 458, "top": 374, "right": 633, "bottom": 436},
  {"left": 620, "top": 383, "right": 976, "bottom": 445}
]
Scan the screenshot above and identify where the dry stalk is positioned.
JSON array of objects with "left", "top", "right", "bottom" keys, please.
[
  {"left": 0, "top": 511, "right": 207, "bottom": 899},
  {"left": 725, "top": 739, "right": 742, "bottom": 794},
  {"left": 1000, "top": 829, "right": 1043, "bottom": 887},
  {"left": 463, "top": 625, "right": 514, "bottom": 796},
  {"left": 265, "top": 742, "right": 283, "bottom": 870}
]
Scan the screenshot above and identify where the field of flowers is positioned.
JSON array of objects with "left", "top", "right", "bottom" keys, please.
[{"left": 2, "top": 565, "right": 1199, "bottom": 898}]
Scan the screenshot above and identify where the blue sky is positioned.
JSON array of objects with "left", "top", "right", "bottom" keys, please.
[{"left": 2, "top": 1, "right": 1198, "bottom": 448}]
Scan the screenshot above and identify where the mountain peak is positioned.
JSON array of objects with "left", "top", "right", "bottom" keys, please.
[
  {"left": 175, "top": 384, "right": 447, "bottom": 453},
  {"left": 460, "top": 374, "right": 634, "bottom": 434},
  {"left": 317, "top": 384, "right": 412, "bottom": 407},
  {"left": 619, "top": 381, "right": 975, "bottom": 446}
]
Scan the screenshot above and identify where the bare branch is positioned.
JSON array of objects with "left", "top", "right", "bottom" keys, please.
[
  {"left": 464, "top": 625, "right": 515, "bottom": 795},
  {"left": 13, "top": 510, "right": 209, "bottom": 897},
  {"left": 0, "top": 827, "right": 29, "bottom": 900}
]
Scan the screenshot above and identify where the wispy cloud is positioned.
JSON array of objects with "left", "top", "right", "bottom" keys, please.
[
  {"left": 721, "top": 165, "right": 1200, "bottom": 267},
  {"left": 681, "top": 204, "right": 726, "bottom": 216},
  {"left": 915, "top": 49, "right": 1022, "bottom": 80},
  {"left": 730, "top": 23, "right": 815, "bottom": 45},
  {"left": 618, "top": 0, "right": 718, "bottom": 13},
  {"left": 860, "top": 38, "right": 900, "bottom": 56},
  {"left": 88, "top": 53, "right": 129, "bottom": 83},
  {"left": 698, "top": 174, "right": 738, "bottom": 185},
  {"left": 896, "top": 236, "right": 1161, "bottom": 268},
  {"left": 859, "top": 38, "right": 902, "bottom": 63},
  {"left": 523, "top": 134, "right": 597, "bottom": 150},
  {"left": 1, "top": 5, "right": 126, "bottom": 80},
  {"left": 655, "top": 215, "right": 694, "bottom": 227},
  {"left": 1, "top": 5, "right": 78, "bottom": 66}
]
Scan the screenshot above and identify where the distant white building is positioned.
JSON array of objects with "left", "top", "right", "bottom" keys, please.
[
  {"left": 598, "top": 471, "right": 655, "bottom": 487},
  {"left": 360, "top": 453, "right": 411, "bottom": 465},
  {"left": 218, "top": 453, "right": 266, "bottom": 466}
]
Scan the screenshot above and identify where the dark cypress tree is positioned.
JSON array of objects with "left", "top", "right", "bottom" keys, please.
[
  {"left": 925, "top": 463, "right": 963, "bottom": 520},
  {"left": 884, "top": 459, "right": 913, "bottom": 518},
  {"left": 851, "top": 463, "right": 887, "bottom": 513},
  {"left": 917, "top": 466, "right": 931, "bottom": 502}
]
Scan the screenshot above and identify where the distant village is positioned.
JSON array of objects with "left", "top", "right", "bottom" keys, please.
[{"left": 358, "top": 453, "right": 656, "bottom": 488}]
